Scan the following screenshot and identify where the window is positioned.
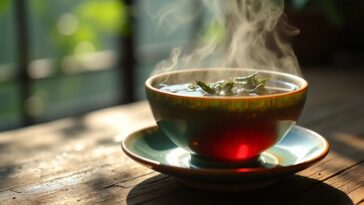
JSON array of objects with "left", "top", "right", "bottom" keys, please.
[{"left": 0, "top": 0, "right": 200, "bottom": 131}]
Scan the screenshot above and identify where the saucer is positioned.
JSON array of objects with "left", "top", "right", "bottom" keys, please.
[{"left": 121, "top": 125, "right": 329, "bottom": 191}]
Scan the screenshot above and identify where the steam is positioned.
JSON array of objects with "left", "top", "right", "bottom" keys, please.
[{"left": 152, "top": 0, "right": 301, "bottom": 76}]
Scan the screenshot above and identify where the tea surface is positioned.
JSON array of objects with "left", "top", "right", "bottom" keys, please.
[{"left": 158, "top": 80, "right": 297, "bottom": 97}]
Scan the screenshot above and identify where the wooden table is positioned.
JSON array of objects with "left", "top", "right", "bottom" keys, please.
[{"left": 0, "top": 68, "right": 363, "bottom": 205}]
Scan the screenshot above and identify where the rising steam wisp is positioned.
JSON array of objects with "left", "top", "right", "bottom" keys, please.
[{"left": 152, "top": 0, "right": 301, "bottom": 77}]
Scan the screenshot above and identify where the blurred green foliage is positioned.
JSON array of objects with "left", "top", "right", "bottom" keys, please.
[
  {"left": 0, "top": 0, "right": 127, "bottom": 130},
  {"left": 0, "top": 0, "right": 10, "bottom": 16},
  {"left": 29, "top": 0, "right": 126, "bottom": 59}
]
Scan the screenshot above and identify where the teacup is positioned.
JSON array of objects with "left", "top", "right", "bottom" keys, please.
[{"left": 145, "top": 68, "right": 308, "bottom": 167}]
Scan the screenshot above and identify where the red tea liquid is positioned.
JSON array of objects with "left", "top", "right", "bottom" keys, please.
[
  {"left": 189, "top": 121, "right": 278, "bottom": 161},
  {"left": 158, "top": 110, "right": 297, "bottom": 163},
  {"left": 156, "top": 81, "right": 303, "bottom": 163}
]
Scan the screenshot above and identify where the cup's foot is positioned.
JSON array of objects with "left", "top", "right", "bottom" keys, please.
[{"left": 189, "top": 155, "right": 266, "bottom": 169}]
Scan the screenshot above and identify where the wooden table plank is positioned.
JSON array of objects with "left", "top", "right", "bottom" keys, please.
[
  {"left": 295, "top": 162, "right": 363, "bottom": 205},
  {"left": 0, "top": 101, "right": 156, "bottom": 205}
]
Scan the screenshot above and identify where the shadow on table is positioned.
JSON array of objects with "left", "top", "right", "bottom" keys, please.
[
  {"left": 0, "top": 164, "right": 17, "bottom": 191},
  {"left": 126, "top": 174, "right": 353, "bottom": 205}
]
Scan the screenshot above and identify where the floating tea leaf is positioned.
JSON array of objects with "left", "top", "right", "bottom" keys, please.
[
  {"left": 195, "top": 72, "right": 270, "bottom": 96},
  {"left": 196, "top": 81, "right": 216, "bottom": 95}
]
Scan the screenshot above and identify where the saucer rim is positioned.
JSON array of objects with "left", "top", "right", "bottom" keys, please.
[{"left": 121, "top": 125, "right": 330, "bottom": 176}]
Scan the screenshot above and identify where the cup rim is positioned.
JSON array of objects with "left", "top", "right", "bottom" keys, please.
[{"left": 145, "top": 68, "right": 308, "bottom": 100}]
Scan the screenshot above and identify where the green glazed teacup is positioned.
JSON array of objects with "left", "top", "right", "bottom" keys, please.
[{"left": 145, "top": 68, "right": 308, "bottom": 166}]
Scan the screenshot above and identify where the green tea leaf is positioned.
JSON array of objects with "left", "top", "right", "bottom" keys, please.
[
  {"left": 254, "top": 83, "right": 266, "bottom": 94},
  {"left": 196, "top": 81, "right": 216, "bottom": 95},
  {"left": 196, "top": 72, "right": 270, "bottom": 96},
  {"left": 223, "top": 81, "right": 234, "bottom": 94},
  {"left": 256, "top": 78, "right": 270, "bottom": 85},
  {"left": 235, "top": 72, "right": 257, "bottom": 82}
]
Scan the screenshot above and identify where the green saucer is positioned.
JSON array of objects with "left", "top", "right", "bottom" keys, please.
[{"left": 121, "top": 125, "right": 329, "bottom": 191}]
